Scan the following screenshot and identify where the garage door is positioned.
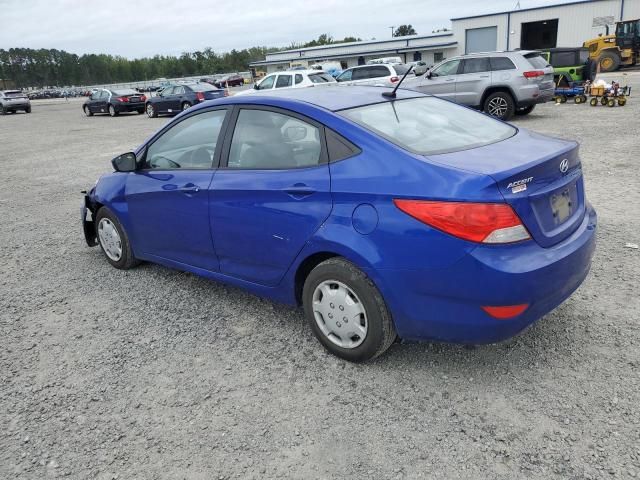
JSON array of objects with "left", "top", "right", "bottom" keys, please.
[{"left": 465, "top": 26, "right": 497, "bottom": 54}]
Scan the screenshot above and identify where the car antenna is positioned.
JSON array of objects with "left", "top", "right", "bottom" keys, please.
[{"left": 382, "top": 65, "right": 413, "bottom": 98}]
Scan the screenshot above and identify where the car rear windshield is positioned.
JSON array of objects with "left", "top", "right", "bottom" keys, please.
[
  {"left": 524, "top": 53, "right": 550, "bottom": 69},
  {"left": 4, "top": 90, "right": 23, "bottom": 97},
  {"left": 190, "top": 83, "right": 219, "bottom": 91},
  {"left": 309, "top": 72, "right": 335, "bottom": 83},
  {"left": 393, "top": 64, "right": 410, "bottom": 75},
  {"left": 113, "top": 89, "right": 138, "bottom": 96},
  {"left": 340, "top": 96, "right": 516, "bottom": 155}
]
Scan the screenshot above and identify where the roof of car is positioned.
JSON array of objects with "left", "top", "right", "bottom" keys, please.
[{"left": 224, "top": 85, "right": 424, "bottom": 112}]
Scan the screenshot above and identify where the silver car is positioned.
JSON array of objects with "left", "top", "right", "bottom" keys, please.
[
  {"left": 336, "top": 63, "right": 412, "bottom": 87},
  {"left": 404, "top": 51, "right": 554, "bottom": 120},
  {"left": 0, "top": 90, "right": 31, "bottom": 114}
]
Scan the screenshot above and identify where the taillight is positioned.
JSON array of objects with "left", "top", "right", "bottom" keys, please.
[
  {"left": 393, "top": 199, "right": 531, "bottom": 244},
  {"left": 481, "top": 304, "right": 529, "bottom": 319},
  {"left": 390, "top": 76, "right": 400, "bottom": 83},
  {"left": 523, "top": 70, "right": 544, "bottom": 78},
  {"left": 140, "top": 95, "right": 147, "bottom": 102},
  {"left": 196, "top": 92, "right": 205, "bottom": 101},
  {"left": 116, "top": 96, "right": 129, "bottom": 102}
]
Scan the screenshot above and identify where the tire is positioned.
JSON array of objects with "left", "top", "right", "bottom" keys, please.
[
  {"left": 83, "top": 105, "right": 93, "bottom": 117},
  {"left": 181, "top": 102, "right": 191, "bottom": 111},
  {"left": 598, "top": 51, "right": 620, "bottom": 73},
  {"left": 560, "top": 95, "right": 567, "bottom": 104},
  {"left": 302, "top": 258, "right": 396, "bottom": 362},
  {"left": 95, "top": 207, "right": 140, "bottom": 270},
  {"left": 590, "top": 98, "right": 598, "bottom": 106},
  {"left": 108, "top": 104, "right": 118, "bottom": 117},
  {"left": 515, "top": 105, "right": 535, "bottom": 115},
  {"left": 580, "top": 94, "right": 587, "bottom": 103},
  {"left": 25, "top": 106, "right": 31, "bottom": 113},
  {"left": 618, "top": 98, "right": 626, "bottom": 106},
  {"left": 146, "top": 103, "right": 157, "bottom": 118},
  {"left": 483, "top": 91, "right": 515, "bottom": 120},
  {"left": 0, "top": 107, "right": 5, "bottom": 115},
  {"left": 574, "top": 96, "right": 582, "bottom": 104},
  {"left": 601, "top": 97, "right": 608, "bottom": 106},
  {"left": 608, "top": 98, "right": 615, "bottom": 107}
]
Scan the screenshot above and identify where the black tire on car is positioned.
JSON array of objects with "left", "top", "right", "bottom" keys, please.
[
  {"left": 146, "top": 103, "right": 157, "bottom": 118},
  {"left": 302, "top": 257, "right": 396, "bottom": 362},
  {"left": 83, "top": 105, "right": 93, "bottom": 117},
  {"left": 181, "top": 102, "right": 191, "bottom": 111},
  {"left": 108, "top": 104, "right": 118, "bottom": 117},
  {"left": 95, "top": 207, "right": 140, "bottom": 270},
  {"left": 515, "top": 105, "right": 535, "bottom": 116},
  {"left": 25, "top": 106, "right": 32, "bottom": 113},
  {"left": 483, "top": 91, "right": 515, "bottom": 120}
]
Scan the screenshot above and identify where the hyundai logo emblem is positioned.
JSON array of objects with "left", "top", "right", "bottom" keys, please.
[{"left": 559, "top": 159, "right": 569, "bottom": 173}]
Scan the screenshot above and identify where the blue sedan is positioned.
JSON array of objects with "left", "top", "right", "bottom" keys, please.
[{"left": 81, "top": 86, "right": 597, "bottom": 362}]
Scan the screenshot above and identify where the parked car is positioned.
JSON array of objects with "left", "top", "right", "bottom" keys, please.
[
  {"left": 0, "top": 90, "right": 31, "bottom": 114},
  {"left": 81, "top": 86, "right": 596, "bottom": 362},
  {"left": 235, "top": 70, "right": 336, "bottom": 96},
  {"left": 407, "top": 60, "right": 429, "bottom": 75},
  {"left": 215, "top": 75, "right": 244, "bottom": 88},
  {"left": 335, "top": 64, "right": 411, "bottom": 87},
  {"left": 83, "top": 88, "right": 146, "bottom": 117},
  {"left": 540, "top": 47, "right": 591, "bottom": 85},
  {"left": 145, "top": 82, "right": 225, "bottom": 117},
  {"left": 404, "top": 50, "right": 554, "bottom": 120}
]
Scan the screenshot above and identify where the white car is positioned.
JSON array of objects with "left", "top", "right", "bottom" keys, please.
[
  {"left": 235, "top": 70, "right": 336, "bottom": 96},
  {"left": 335, "top": 64, "right": 411, "bottom": 87}
]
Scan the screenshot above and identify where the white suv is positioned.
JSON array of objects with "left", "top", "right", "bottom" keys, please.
[
  {"left": 236, "top": 70, "right": 336, "bottom": 95},
  {"left": 335, "top": 64, "right": 411, "bottom": 87}
]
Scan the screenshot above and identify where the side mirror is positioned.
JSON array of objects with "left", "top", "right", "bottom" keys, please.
[
  {"left": 253, "top": 84, "right": 259, "bottom": 90},
  {"left": 426, "top": 71, "right": 433, "bottom": 79},
  {"left": 112, "top": 152, "right": 137, "bottom": 172}
]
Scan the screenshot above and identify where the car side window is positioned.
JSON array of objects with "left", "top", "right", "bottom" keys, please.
[
  {"left": 369, "top": 66, "right": 390, "bottom": 78},
  {"left": 144, "top": 109, "right": 227, "bottom": 170},
  {"left": 295, "top": 74, "right": 303, "bottom": 84},
  {"left": 337, "top": 69, "right": 352, "bottom": 82},
  {"left": 227, "top": 109, "right": 322, "bottom": 169},
  {"left": 431, "top": 59, "right": 461, "bottom": 77},
  {"left": 275, "top": 75, "right": 292, "bottom": 88},
  {"left": 489, "top": 57, "right": 516, "bottom": 71},
  {"left": 352, "top": 67, "right": 371, "bottom": 80},
  {"left": 257, "top": 75, "right": 276, "bottom": 90},
  {"left": 162, "top": 86, "right": 174, "bottom": 96},
  {"left": 174, "top": 86, "right": 185, "bottom": 95},
  {"left": 462, "top": 57, "right": 489, "bottom": 74}
]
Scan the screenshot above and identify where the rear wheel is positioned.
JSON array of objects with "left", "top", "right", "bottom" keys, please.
[
  {"left": 95, "top": 207, "right": 139, "bottom": 270},
  {"left": 483, "top": 91, "right": 515, "bottom": 120},
  {"left": 108, "top": 104, "right": 118, "bottom": 117},
  {"left": 146, "top": 103, "right": 157, "bottom": 118},
  {"left": 25, "top": 105, "right": 31, "bottom": 113},
  {"left": 598, "top": 51, "right": 620, "bottom": 73},
  {"left": 574, "top": 96, "right": 582, "bottom": 104},
  {"left": 590, "top": 97, "right": 598, "bottom": 106},
  {"left": 618, "top": 97, "right": 627, "bottom": 106},
  {"left": 515, "top": 105, "right": 535, "bottom": 116},
  {"left": 181, "top": 102, "right": 191, "bottom": 111},
  {"left": 608, "top": 98, "right": 616, "bottom": 107},
  {"left": 302, "top": 258, "right": 396, "bottom": 362},
  {"left": 601, "top": 97, "right": 608, "bottom": 106},
  {"left": 559, "top": 95, "right": 567, "bottom": 104},
  {"left": 83, "top": 105, "right": 93, "bottom": 117}
]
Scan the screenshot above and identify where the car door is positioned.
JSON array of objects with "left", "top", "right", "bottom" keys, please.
[
  {"left": 210, "top": 106, "right": 332, "bottom": 286},
  {"left": 125, "top": 107, "right": 230, "bottom": 270},
  {"left": 154, "top": 86, "right": 173, "bottom": 114},
  {"left": 92, "top": 90, "right": 108, "bottom": 113},
  {"left": 412, "top": 59, "right": 461, "bottom": 101},
  {"left": 455, "top": 57, "right": 491, "bottom": 107},
  {"left": 169, "top": 86, "right": 184, "bottom": 112}
]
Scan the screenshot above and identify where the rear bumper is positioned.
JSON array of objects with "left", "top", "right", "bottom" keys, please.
[
  {"left": 517, "top": 84, "right": 555, "bottom": 106},
  {"left": 113, "top": 102, "right": 145, "bottom": 112},
  {"left": 371, "top": 204, "right": 597, "bottom": 344},
  {"left": 2, "top": 101, "right": 30, "bottom": 110}
]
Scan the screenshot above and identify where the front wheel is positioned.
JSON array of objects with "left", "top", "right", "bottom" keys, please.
[
  {"left": 108, "top": 104, "right": 118, "bottom": 117},
  {"left": 483, "top": 92, "right": 515, "bottom": 120},
  {"left": 25, "top": 106, "right": 32, "bottom": 113},
  {"left": 95, "top": 207, "right": 140, "bottom": 270},
  {"left": 181, "top": 102, "right": 191, "bottom": 111},
  {"left": 83, "top": 105, "right": 93, "bottom": 117},
  {"left": 146, "top": 103, "right": 158, "bottom": 118},
  {"left": 515, "top": 105, "right": 535, "bottom": 116},
  {"left": 302, "top": 258, "right": 396, "bottom": 362}
]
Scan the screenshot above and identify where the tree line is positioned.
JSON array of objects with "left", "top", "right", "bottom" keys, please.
[{"left": 0, "top": 34, "right": 362, "bottom": 89}]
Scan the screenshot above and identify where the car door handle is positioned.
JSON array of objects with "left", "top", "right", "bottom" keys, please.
[
  {"left": 445, "top": 78, "right": 455, "bottom": 82},
  {"left": 480, "top": 75, "right": 490, "bottom": 78},
  {"left": 179, "top": 184, "right": 200, "bottom": 193},
  {"left": 283, "top": 184, "right": 315, "bottom": 198}
]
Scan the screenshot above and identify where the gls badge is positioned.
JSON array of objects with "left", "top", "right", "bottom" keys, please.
[{"left": 507, "top": 176, "right": 533, "bottom": 194}]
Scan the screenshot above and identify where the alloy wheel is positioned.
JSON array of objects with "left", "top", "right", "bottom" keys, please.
[
  {"left": 487, "top": 97, "right": 508, "bottom": 118},
  {"left": 312, "top": 280, "right": 368, "bottom": 349},
  {"left": 146, "top": 104, "right": 155, "bottom": 117},
  {"left": 98, "top": 218, "right": 122, "bottom": 261}
]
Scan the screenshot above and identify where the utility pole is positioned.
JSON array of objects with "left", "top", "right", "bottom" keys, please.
[{"left": 389, "top": 26, "right": 395, "bottom": 38}]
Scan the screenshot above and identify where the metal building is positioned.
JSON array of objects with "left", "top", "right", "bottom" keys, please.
[{"left": 250, "top": 0, "right": 640, "bottom": 73}]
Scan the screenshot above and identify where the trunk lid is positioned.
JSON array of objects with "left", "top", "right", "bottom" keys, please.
[
  {"left": 204, "top": 90, "right": 225, "bottom": 100},
  {"left": 428, "top": 128, "right": 586, "bottom": 247}
]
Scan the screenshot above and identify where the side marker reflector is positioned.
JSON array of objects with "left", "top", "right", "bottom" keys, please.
[{"left": 481, "top": 304, "right": 529, "bottom": 319}]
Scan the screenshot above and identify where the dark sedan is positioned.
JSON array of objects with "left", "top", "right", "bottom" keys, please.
[
  {"left": 145, "top": 83, "right": 226, "bottom": 117},
  {"left": 83, "top": 88, "right": 146, "bottom": 117}
]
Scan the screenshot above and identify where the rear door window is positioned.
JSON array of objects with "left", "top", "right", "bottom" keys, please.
[
  {"left": 489, "top": 57, "right": 516, "bottom": 71},
  {"left": 352, "top": 67, "right": 371, "bottom": 80},
  {"left": 368, "top": 66, "right": 390, "bottom": 78},
  {"left": 295, "top": 74, "right": 303, "bottom": 84},
  {"left": 462, "top": 57, "right": 490, "bottom": 74},
  {"left": 275, "top": 75, "right": 293, "bottom": 88}
]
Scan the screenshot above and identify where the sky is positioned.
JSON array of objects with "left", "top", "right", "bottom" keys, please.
[{"left": 0, "top": 0, "right": 581, "bottom": 58}]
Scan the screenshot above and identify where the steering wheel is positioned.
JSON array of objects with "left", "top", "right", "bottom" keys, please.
[
  {"left": 149, "top": 155, "right": 180, "bottom": 169},
  {"left": 189, "top": 146, "right": 215, "bottom": 167}
]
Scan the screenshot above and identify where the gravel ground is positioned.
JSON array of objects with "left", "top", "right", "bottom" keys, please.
[{"left": 1, "top": 73, "right": 639, "bottom": 480}]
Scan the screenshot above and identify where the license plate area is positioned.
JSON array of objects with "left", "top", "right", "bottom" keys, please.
[{"left": 550, "top": 188, "right": 572, "bottom": 225}]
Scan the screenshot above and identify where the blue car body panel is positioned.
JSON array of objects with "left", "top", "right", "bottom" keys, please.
[{"left": 85, "top": 86, "right": 597, "bottom": 345}]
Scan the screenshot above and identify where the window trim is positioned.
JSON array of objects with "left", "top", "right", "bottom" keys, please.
[
  {"left": 219, "top": 105, "right": 329, "bottom": 171},
  {"left": 137, "top": 106, "right": 232, "bottom": 172}
]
